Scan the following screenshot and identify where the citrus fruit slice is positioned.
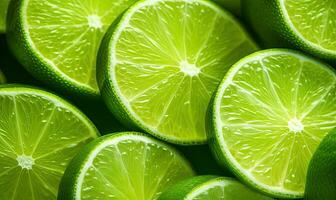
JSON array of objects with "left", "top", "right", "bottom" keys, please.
[
  {"left": 242, "top": 0, "right": 336, "bottom": 63},
  {"left": 305, "top": 128, "right": 336, "bottom": 200},
  {"left": 159, "top": 175, "right": 273, "bottom": 200},
  {"left": 0, "top": 85, "right": 99, "bottom": 199},
  {"left": 98, "top": 0, "right": 257, "bottom": 144},
  {"left": 0, "top": 0, "right": 9, "bottom": 32},
  {"left": 0, "top": 69, "right": 5, "bottom": 83},
  {"left": 58, "top": 132, "right": 195, "bottom": 200},
  {"left": 6, "top": 0, "right": 137, "bottom": 97},
  {"left": 209, "top": 49, "right": 336, "bottom": 198}
]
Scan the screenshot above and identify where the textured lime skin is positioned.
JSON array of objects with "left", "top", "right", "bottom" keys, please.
[
  {"left": 242, "top": 0, "right": 336, "bottom": 64},
  {"left": 305, "top": 128, "right": 336, "bottom": 200},
  {"left": 158, "top": 176, "right": 217, "bottom": 200},
  {"left": 6, "top": 0, "right": 99, "bottom": 99},
  {"left": 208, "top": 49, "right": 336, "bottom": 199},
  {"left": 58, "top": 132, "right": 195, "bottom": 200}
]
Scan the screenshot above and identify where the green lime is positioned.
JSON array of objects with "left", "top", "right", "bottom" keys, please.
[
  {"left": 242, "top": 0, "right": 336, "bottom": 63},
  {"left": 209, "top": 49, "right": 336, "bottom": 198},
  {"left": 6, "top": 0, "right": 137, "bottom": 98},
  {"left": 98, "top": 0, "right": 257, "bottom": 144},
  {"left": 0, "top": 0, "right": 9, "bottom": 32},
  {"left": 305, "top": 128, "right": 336, "bottom": 200},
  {"left": 0, "top": 69, "right": 6, "bottom": 83},
  {"left": 0, "top": 85, "right": 99, "bottom": 199},
  {"left": 159, "top": 175, "right": 273, "bottom": 200},
  {"left": 58, "top": 132, "right": 195, "bottom": 200}
]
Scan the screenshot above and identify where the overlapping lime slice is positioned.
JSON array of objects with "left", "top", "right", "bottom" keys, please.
[
  {"left": 58, "top": 132, "right": 195, "bottom": 199},
  {"left": 98, "top": 0, "right": 257, "bottom": 144},
  {"left": 7, "top": 0, "right": 137, "bottom": 97},
  {"left": 0, "top": 85, "right": 99, "bottom": 199},
  {"left": 0, "top": 0, "right": 10, "bottom": 32},
  {"left": 209, "top": 49, "right": 336, "bottom": 198},
  {"left": 159, "top": 176, "right": 273, "bottom": 200}
]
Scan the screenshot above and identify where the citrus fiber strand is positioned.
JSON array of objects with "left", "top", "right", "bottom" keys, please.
[{"left": 13, "top": 96, "right": 24, "bottom": 153}]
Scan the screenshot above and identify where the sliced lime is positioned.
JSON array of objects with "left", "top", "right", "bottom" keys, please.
[
  {"left": 0, "top": 85, "right": 99, "bottom": 199},
  {"left": 7, "top": 0, "right": 137, "bottom": 97},
  {"left": 58, "top": 132, "right": 195, "bottom": 199},
  {"left": 209, "top": 49, "right": 336, "bottom": 198},
  {"left": 159, "top": 176, "right": 273, "bottom": 200},
  {"left": 98, "top": 0, "right": 257, "bottom": 144},
  {"left": 212, "top": 0, "right": 241, "bottom": 16},
  {"left": 0, "top": 0, "right": 9, "bottom": 32},
  {"left": 305, "top": 128, "right": 336, "bottom": 200},
  {"left": 242, "top": 0, "right": 336, "bottom": 63}
]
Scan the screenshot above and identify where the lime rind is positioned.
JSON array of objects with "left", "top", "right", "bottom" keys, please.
[
  {"left": 99, "top": 0, "right": 258, "bottom": 144},
  {"left": 210, "top": 49, "right": 336, "bottom": 198},
  {"left": 59, "top": 132, "right": 195, "bottom": 199}
]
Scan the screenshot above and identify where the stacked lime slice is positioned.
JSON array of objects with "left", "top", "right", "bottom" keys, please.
[
  {"left": 159, "top": 176, "right": 273, "bottom": 200},
  {"left": 0, "top": 85, "right": 99, "bottom": 200},
  {"left": 242, "top": 0, "right": 336, "bottom": 63},
  {"left": 98, "top": 0, "right": 257, "bottom": 144},
  {"left": 305, "top": 128, "right": 336, "bottom": 200},
  {"left": 209, "top": 49, "right": 336, "bottom": 198},
  {"left": 0, "top": 0, "right": 9, "bottom": 32},
  {"left": 7, "top": 0, "right": 137, "bottom": 97},
  {"left": 58, "top": 132, "right": 195, "bottom": 199}
]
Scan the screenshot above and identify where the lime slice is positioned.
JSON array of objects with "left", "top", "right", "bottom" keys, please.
[
  {"left": 209, "top": 49, "right": 336, "bottom": 198},
  {"left": 0, "top": 70, "right": 5, "bottom": 83},
  {"left": 0, "top": 0, "right": 9, "bottom": 32},
  {"left": 305, "top": 128, "right": 336, "bottom": 200},
  {"left": 58, "top": 132, "right": 195, "bottom": 199},
  {"left": 6, "top": 0, "right": 137, "bottom": 97},
  {"left": 159, "top": 175, "right": 273, "bottom": 200},
  {"left": 242, "top": 0, "right": 336, "bottom": 63},
  {"left": 0, "top": 85, "right": 99, "bottom": 199},
  {"left": 98, "top": 0, "right": 257, "bottom": 144}
]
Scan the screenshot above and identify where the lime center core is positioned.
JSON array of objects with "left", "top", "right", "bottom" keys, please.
[
  {"left": 180, "top": 61, "right": 200, "bottom": 76},
  {"left": 87, "top": 15, "right": 102, "bottom": 29},
  {"left": 288, "top": 118, "right": 304, "bottom": 132},
  {"left": 16, "top": 155, "right": 35, "bottom": 170}
]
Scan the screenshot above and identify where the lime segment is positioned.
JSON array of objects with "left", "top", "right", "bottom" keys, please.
[
  {"left": 0, "top": 85, "right": 99, "bottom": 200},
  {"left": 159, "top": 176, "right": 273, "bottom": 200},
  {"left": 7, "top": 0, "right": 137, "bottom": 96},
  {"left": 210, "top": 49, "right": 336, "bottom": 198},
  {"left": 58, "top": 132, "right": 195, "bottom": 199},
  {"left": 99, "top": 0, "right": 257, "bottom": 144}
]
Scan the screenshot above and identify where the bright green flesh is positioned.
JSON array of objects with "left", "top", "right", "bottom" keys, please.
[
  {"left": 0, "top": 0, "right": 9, "bottom": 32},
  {"left": 0, "top": 86, "right": 98, "bottom": 200},
  {"left": 186, "top": 177, "right": 272, "bottom": 200},
  {"left": 25, "top": 0, "right": 137, "bottom": 92},
  {"left": 111, "top": 0, "right": 257, "bottom": 143},
  {"left": 282, "top": 0, "right": 336, "bottom": 53},
  {"left": 75, "top": 133, "right": 194, "bottom": 199},
  {"left": 214, "top": 50, "right": 336, "bottom": 197}
]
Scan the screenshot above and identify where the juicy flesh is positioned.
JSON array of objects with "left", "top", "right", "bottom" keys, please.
[
  {"left": 26, "top": 0, "right": 137, "bottom": 91},
  {"left": 219, "top": 53, "right": 336, "bottom": 194},
  {"left": 0, "top": 92, "right": 95, "bottom": 199},
  {"left": 114, "top": 0, "right": 257, "bottom": 142},
  {"left": 80, "top": 138, "right": 194, "bottom": 200},
  {"left": 284, "top": 0, "right": 336, "bottom": 52}
]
